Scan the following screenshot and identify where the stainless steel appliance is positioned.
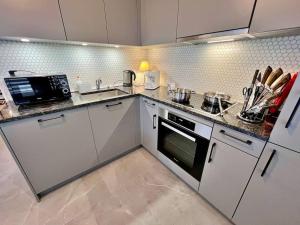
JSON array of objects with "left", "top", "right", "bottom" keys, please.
[
  {"left": 123, "top": 70, "right": 136, "bottom": 87},
  {"left": 169, "top": 88, "right": 193, "bottom": 103},
  {"left": 157, "top": 108, "right": 212, "bottom": 184},
  {"left": 4, "top": 74, "right": 71, "bottom": 105},
  {"left": 201, "top": 92, "right": 232, "bottom": 115}
]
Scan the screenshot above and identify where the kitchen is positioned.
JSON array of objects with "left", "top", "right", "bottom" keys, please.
[{"left": 0, "top": 0, "right": 299, "bottom": 225}]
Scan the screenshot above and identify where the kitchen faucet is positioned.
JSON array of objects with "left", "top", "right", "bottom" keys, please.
[{"left": 96, "top": 78, "right": 102, "bottom": 90}]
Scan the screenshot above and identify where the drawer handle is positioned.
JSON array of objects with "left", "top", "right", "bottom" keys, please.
[
  {"left": 106, "top": 102, "right": 122, "bottom": 108},
  {"left": 38, "top": 114, "right": 64, "bottom": 123},
  {"left": 219, "top": 130, "right": 252, "bottom": 145},
  {"left": 285, "top": 97, "right": 300, "bottom": 128},
  {"left": 208, "top": 143, "right": 216, "bottom": 163},
  {"left": 144, "top": 99, "right": 156, "bottom": 106},
  {"left": 261, "top": 149, "right": 276, "bottom": 177},
  {"left": 153, "top": 114, "right": 157, "bottom": 129}
]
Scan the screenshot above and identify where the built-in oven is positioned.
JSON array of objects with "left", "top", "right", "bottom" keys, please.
[{"left": 158, "top": 108, "right": 212, "bottom": 182}]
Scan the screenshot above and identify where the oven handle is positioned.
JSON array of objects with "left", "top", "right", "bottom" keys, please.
[{"left": 161, "top": 122, "right": 196, "bottom": 142}]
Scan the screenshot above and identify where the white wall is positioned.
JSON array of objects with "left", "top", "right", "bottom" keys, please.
[
  {"left": 147, "top": 35, "right": 300, "bottom": 101},
  {"left": 0, "top": 41, "right": 146, "bottom": 91},
  {"left": 0, "top": 35, "right": 299, "bottom": 102}
]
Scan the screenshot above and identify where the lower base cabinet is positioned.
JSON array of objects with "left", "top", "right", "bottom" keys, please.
[
  {"left": 88, "top": 97, "right": 140, "bottom": 163},
  {"left": 140, "top": 97, "right": 158, "bottom": 156},
  {"left": 1, "top": 107, "right": 98, "bottom": 194},
  {"left": 199, "top": 138, "right": 257, "bottom": 218},
  {"left": 233, "top": 143, "right": 300, "bottom": 225}
]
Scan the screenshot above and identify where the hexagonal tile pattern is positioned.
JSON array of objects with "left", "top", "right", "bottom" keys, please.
[
  {"left": 148, "top": 35, "right": 300, "bottom": 101},
  {"left": 0, "top": 41, "right": 146, "bottom": 91}
]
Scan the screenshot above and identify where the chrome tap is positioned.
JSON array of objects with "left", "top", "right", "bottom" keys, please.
[{"left": 96, "top": 78, "right": 102, "bottom": 90}]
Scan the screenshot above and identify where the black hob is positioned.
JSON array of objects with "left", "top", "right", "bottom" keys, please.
[{"left": 170, "top": 93, "right": 233, "bottom": 115}]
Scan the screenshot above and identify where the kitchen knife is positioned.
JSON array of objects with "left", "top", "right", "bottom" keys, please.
[
  {"left": 261, "top": 66, "right": 273, "bottom": 84},
  {"left": 270, "top": 73, "right": 291, "bottom": 91},
  {"left": 265, "top": 68, "right": 283, "bottom": 87}
]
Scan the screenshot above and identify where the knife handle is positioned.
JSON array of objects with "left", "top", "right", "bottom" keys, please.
[
  {"left": 261, "top": 66, "right": 273, "bottom": 84},
  {"left": 265, "top": 68, "right": 283, "bottom": 86}
]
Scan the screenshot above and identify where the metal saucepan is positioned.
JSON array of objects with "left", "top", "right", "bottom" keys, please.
[
  {"left": 170, "top": 88, "right": 193, "bottom": 103},
  {"left": 203, "top": 92, "right": 231, "bottom": 116},
  {"left": 203, "top": 92, "right": 231, "bottom": 105}
]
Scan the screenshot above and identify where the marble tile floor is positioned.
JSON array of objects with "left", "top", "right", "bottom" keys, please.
[{"left": 0, "top": 138, "right": 233, "bottom": 225}]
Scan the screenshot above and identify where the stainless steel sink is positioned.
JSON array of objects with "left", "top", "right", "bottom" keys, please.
[{"left": 80, "top": 89, "right": 129, "bottom": 100}]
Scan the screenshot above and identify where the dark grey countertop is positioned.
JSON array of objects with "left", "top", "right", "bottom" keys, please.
[{"left": 0, "top": 86, "right": 271, "bottom": 140}]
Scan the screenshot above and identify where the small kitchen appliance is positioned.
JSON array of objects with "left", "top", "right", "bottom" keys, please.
[
  {"left": 144, "top": 71, "right": 160, "bottom": 90},
  {"left": 123, "top": 70, "right": 136, "bottom": 87},
  {"left": 4, "top": 74, "right": 71, "bottom": 105}
]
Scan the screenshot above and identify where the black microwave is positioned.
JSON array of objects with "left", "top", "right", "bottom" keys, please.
[{"left": 4, "top": 74, "right": 71, "bottom": 105}]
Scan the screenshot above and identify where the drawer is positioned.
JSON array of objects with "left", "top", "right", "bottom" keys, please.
[{"left": 212, "top": 124, "right": 266, "bottom": 158}]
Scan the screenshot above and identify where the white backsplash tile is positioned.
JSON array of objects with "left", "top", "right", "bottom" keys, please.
[
  {"left": 0, "top": 35, "right": 299, "bottom": 101},
  {"left": 147, "top": 35, "right": 300, "bottom": 101},
  {"left": 0, "top": 41, "right": 146, "bottom": 91}
]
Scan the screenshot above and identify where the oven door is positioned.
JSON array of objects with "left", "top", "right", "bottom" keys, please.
[{"left": 157, "top": 117, "right": 209, "bottom": 181}]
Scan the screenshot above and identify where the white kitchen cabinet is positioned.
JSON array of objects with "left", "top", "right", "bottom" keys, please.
[
  {"left": 1, "top": 107, "right": 98, "bottom": 194},
  {"left": 104, "top": 0, "right": 139, "bottom": 45},
  {"left": 140, "top": 98, "right": 158, "bottom": 156},
  {"left": 177, "top": 0, "right": 255, "bottom": 38},
  {"left": 88, "top": 97, "right": 140, "bottom": 164},
  {"left": 199, "top": 138, "right": 257, "bottom": 218},
  {"left": 250, "top": 0, "right": 300, "bottom": 33},
  {"left": 59, "top": 0, "right": 108, "bottom": 43},
  {"left": 0, "top": 0, "right": 65, "bottom": 40},
  {"left": 140, "top": 0, "right": 178, "bottom": 45},
  {"left": 233, "top": 143, "right": 300, "bottom": 225},
  {"left": 269, "top": 75, "right": 300, "bottom": 153}
]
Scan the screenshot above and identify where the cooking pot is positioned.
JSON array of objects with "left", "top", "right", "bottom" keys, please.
[
  {"left": 203, "top": 92, "right": 231, "bottom": 105},
  {"left": 170, "top": 88, "right": 192, "bottom": 103}
]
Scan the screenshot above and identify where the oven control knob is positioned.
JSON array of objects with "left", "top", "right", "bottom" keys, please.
[
  {"left": 62, "top": 88, "right": 70, "bottom": 94},
  {"left": 60, "top": 80, "right": 68, "bottom": 86}
]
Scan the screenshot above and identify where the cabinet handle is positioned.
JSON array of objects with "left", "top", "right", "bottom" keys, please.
[
  {"left": 153, "top": 114, "right": 157, "bottom": 129},
  {"left": 261, "top": 149, "right": 276, "bottom": 177},
  {"left": 219, "top": 130, "right": 252, "bottom": 145},
  {"left": 106, "top": 102, "right": 122, "bottom": 108},
  {"left": 144, "top": 99, "right": 155, "bottom": 107},
  {"left": 38, "top": 114, "right": 64, "bottom": 123},
  {"left": 208, "top": 143, "right": 216, "bottom": 163},
  {"left": 285, "top": 97, "right": 300, "bottom": 128}
]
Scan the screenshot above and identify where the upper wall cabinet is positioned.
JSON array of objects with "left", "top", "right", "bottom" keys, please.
[
  {"left": 104, "top": 0, "right": 139, "bottom": 45},
  {"left": 0, "top": 0, "right": 65, "bottom": 40},
  {"left": 177, "top": 0, "right": 255, "bottom": 38},
  {"left": 59, "top": 0, "right": 108, "bottom": 43},
  {"left": 140, "top": 0, "right": 178, "bottom": 45},
  {"left": 250, "top": 0, "right": 300, "bottom": 33}
]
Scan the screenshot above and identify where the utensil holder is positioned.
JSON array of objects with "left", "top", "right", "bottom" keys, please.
[{"left": 238, "top": 108, "right": 267, "bottom": 124}]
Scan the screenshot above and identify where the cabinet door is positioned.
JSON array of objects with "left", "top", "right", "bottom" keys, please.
[
  {"left": 59, "top": 0, "right": 108, "bottom": 43},
  {"left": 250, "top": 0, "right": 300, "bottom": 33},
  {"left": 140, "top": 0, "right": 178, "bottom": 45},
  {"left": 199, "top": 138, "right": 257, "bottom": 218},
  {"left": 177, "top": 0, "right": 255, "bottom": 38},
  {"left": 269, "top": 75, "right": 300, "bottom": 153},
  {"left": 1, "top": 107, "right": 98, "bottom": 193},
  {"left": 140, "top": 98, "right": 158, "bottom": 156},
  {"left": 0, "top": 0, "right": 65, "bottom": 40},
  {"left": 88, "top": 97, "right": 140, "bottom": 164},
  {"left": 104, "top": 0, "right": 139, "bottom": 45},
  {"left": 233, "top": 143, "right": 300, "bottom": 225}
]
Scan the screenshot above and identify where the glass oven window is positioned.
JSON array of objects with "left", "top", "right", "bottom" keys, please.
[{"left": 161, "top": 122, "right": 197, "bottom": 169}]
